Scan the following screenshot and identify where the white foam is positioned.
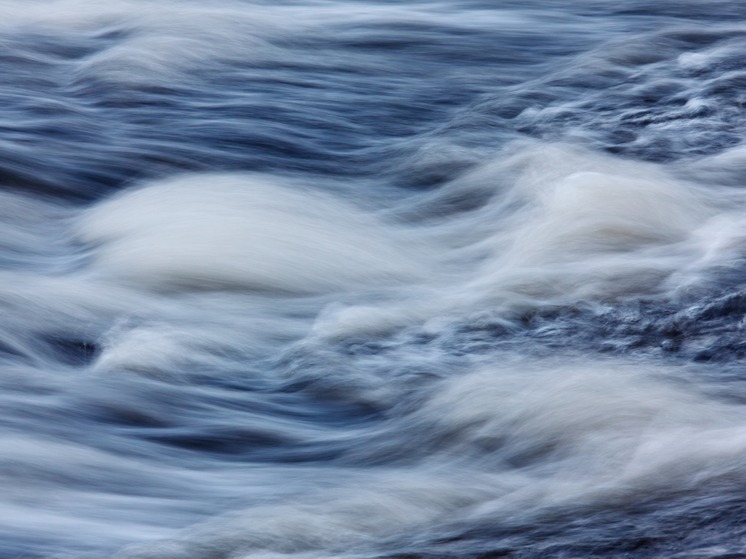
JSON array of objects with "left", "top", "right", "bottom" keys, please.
[
  {"left": 677, "top": 43, "right": 741, "bottom": 71},
  {"left": 311, "top": 143, "right": 737, "bottom": 336},
  {"left": 438, "top": 144, "right": 717, "bottom": 306},
  {"left": 0, "top": 0, "right": 533, "bottom": 86},
  {"left": 678, "top": 51, "right": 711, "bottom": 70},
  {"left": 413, "top": 357, "right": 746, "bottom": 503},
  {"left": 76, "top": 173, "right": 430, "bottom": 294},
  {"left": 111, "top": 357, "right": 746, "bottom": 559}
]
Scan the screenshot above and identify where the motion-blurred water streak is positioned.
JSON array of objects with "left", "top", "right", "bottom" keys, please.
[{"left": 1, "top": 1, "right": 746, "bottom": 557}]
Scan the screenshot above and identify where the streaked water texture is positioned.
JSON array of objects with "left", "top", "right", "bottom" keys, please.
[{"left": 1, "top": 1, "right": 746, "bottom": 557}]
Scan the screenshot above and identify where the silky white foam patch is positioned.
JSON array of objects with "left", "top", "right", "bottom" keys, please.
[
  {"left": 76, "top": 173, "right": 430, "bottom": 294},
  {"left": 414, "top": 358, "right": 746, "bottom": 509},
  {"left": 110, "top": 357, "right": 746, "bottom": 559},
  {"left": 439, "top": 144, "right": 719, "bottom": 304},
  {"left": 0, "top": 0, "right": 533, "bottom": 87},
  {"left": 310, "top": 143, "right": 742, "bottom": 337}
]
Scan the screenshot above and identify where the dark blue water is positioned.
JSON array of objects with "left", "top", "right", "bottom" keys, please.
[{"left": 2, "top": 1, "right": 746, "bottom": 557}]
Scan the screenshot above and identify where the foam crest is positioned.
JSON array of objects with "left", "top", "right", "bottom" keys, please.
[
  {"left": 416, "top": 357, "right": 746, "bottom": 498},
  {"left": 76, "top": 173, "right": 430, "bottom": 294},
  {"left": 115, "top": 476, "right": 491, "bottom": 559},
  {"left": 310, "top": 143, "right": 740, "bottom": 337},
  {"left": 0, "top": 0, "right": 527, "bottom": 84},
  {"left": 111, "top": 357, "right": 746, "bottom": 559},
  {"left": 450, "top": 144, "right": 717, "bottom": 304}
]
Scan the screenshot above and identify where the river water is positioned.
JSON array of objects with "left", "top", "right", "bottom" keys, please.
[{"left": 2, "top": 1, "right": 746, "bottom": 557}]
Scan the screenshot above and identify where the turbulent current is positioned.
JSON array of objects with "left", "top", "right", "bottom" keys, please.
[{"left": 3, "top": 1, "right": 746, "bottom": 557}]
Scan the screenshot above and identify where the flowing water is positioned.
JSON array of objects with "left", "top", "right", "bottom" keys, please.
[{"left": 2, "top": 1, "right": 746, "bottom": 557}]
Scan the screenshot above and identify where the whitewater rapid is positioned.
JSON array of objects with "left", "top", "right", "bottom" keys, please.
[{"left": 1, "top": 1, "right": 746, "bottom": 558}]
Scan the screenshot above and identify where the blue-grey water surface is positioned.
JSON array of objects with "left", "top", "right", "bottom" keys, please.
[{"left": 2, "top": 1, "right": 746, "bottom": 558}]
